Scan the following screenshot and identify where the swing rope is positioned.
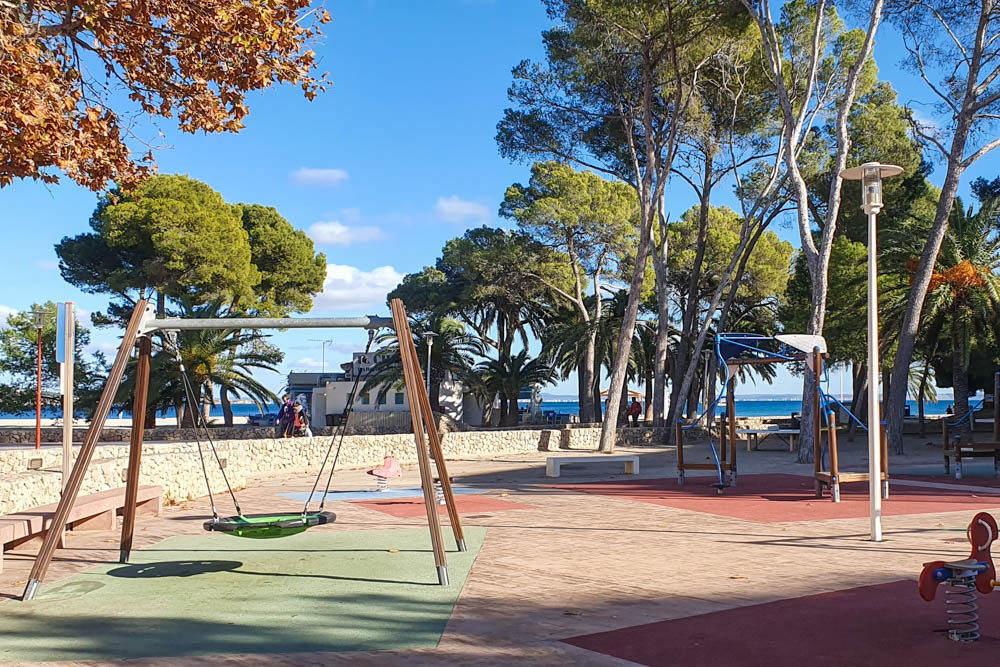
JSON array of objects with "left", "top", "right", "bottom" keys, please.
[
  {"left": 165, "top": 335, "right": 242, "bottom": 518},
  {"left": 302, "top": 327, "right": 378, "bottom": 515}
]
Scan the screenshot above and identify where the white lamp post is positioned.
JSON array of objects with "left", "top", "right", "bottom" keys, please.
[
  {"left": 423, "top": 332, "right": 437, "bottom": 393},
  {"left": 308, "top": 339, "right": 333, "bottom": 373},
  {"left": 839, "top": 161, "right": 902, "bottom": 542}
]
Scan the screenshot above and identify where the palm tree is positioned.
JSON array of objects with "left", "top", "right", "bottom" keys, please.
[
  {"left": 920, "top": 197, "right": 1000, "bottom": 439},
  {"left": 539, "top": 304, "right": 603, "bottom": 423},
  {"left": 476, "top": 348, "right": 556, "bottom": 426},
  {"left": 363, "top": 316, "right": 484, "bottom": 413}
]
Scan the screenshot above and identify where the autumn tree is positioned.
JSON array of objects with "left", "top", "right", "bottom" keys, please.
[
  {"left": 0, "top": 1, "right": 329, "bottom": 190},
  {"left": 500, "top": 161, "right": 637, "bottom": 422}
]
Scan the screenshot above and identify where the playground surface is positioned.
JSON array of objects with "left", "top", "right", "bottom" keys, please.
[{"left": 3, "top": 433, "right": 1000, "bottom": 665}]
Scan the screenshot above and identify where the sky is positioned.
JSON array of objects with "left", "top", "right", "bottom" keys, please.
[{"left": 1, "top": 1, "right": 998, "bottom": 400}]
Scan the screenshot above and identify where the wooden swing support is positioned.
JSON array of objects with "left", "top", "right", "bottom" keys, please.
[{"left": 21, "top": 298, "right": 464, "bottom": 600}]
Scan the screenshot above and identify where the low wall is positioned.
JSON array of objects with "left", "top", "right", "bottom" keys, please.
[{"left": 0, "top": 426, "right": 669, "bottom": 516}]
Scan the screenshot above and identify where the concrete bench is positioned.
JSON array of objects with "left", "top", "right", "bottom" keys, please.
[
  {"left": 0, "top": 485, "right": 162, "bottom": 572},
  {"left": 546, "top": 455, "right": 639, "bottom": 478}
]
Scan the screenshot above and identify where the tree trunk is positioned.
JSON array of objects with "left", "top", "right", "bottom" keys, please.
[
  {"left": 918, "top": 359, "right": 929, "bottom": 438},
  {"left": 952, "top": 324, "right": 972, "bottom": 442},
  {"left": 848, "top": 362, "right": 866, "bottom": 442},
  {"left": 619, "top": 380, "right": 629, "bottom": 427},
  {"left": 145, "top": 404, "right": 157, "bottom": 429},
  {"left": 201, "top": 380, "right": 213, "bottom": 425},
  {"left": 598, "top": 225, "right": 654, "bottom": 452},
  {"left": 221, "top": 386, "right": 234, "bottom": 427},
  {"left": 593, "top": 380, "right": 603, "bottom": 424},
  {"left": 886, "top": 117, "right": 972, "bottom": 453},
  {"left": 644, "top": 362, "right": 653, "bottom": 423},
  {"left": 579, "top": 338, "right": 597, "bottom": 422},
  {"left": 652, "top": 208, "right": 671, "bottom": 426},
  {"left": 430, "top": 378, "right": 442, "bottom": 414},
  {"left": 686, "top": 367, "right": 701, "bottom": 420}
]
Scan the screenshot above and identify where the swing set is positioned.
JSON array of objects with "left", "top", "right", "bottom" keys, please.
[
  {"left": 21, "top": 298, "right": 464, "bottom": 601},
  {"left": 675, "top": 332, "right": 889, "bottom": 500}
]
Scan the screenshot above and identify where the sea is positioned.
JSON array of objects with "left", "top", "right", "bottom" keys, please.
[
  {"left": 2, "top": 398, "right": 957, "bottom": 420},
  {"left": 1, "top": 403, "right": 279, "bottom": 420},
  {"left": 535, "top": 398, "right": 955, "bottom": 418}
]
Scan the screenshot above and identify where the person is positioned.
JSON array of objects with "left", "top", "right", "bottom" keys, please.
[
  {"left": 628, "top": 397, "right": 642, "bottom": 426},
  {"left": 293, "top": 402, "right": 313, "bottom": 438},
  {"left": 277, "top": 394, "right": 295, "bottom": 438}
]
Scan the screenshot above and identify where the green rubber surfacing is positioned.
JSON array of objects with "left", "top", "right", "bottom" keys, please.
[{"left": 0, "top": 526, "right": 485, "bottom": 663}]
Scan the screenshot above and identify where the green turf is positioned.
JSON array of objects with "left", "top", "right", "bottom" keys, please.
[{"left": 0, "top": 526, "right": 484, "bottom": 663}]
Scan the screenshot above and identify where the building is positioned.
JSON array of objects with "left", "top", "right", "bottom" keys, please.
[{"left": 290, "top": 349, "right": 486, "bottom": 427}]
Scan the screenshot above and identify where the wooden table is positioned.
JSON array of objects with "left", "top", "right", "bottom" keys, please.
[{"left": 737, "top": 428, "right": 800, "bottom": 452}]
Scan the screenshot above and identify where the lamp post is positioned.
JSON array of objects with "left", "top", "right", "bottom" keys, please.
[
  {"left": 308, "top": 339, "right": 333, "bottom": 373},
  {"left": 839, "top": 162, "right": 902, "bottom": 542},
  {"left": 423, "top": 332, "right": 437, "bottom": 393},
  {"left": 30, "top": 310, "right": 48, "bottom": 450}
]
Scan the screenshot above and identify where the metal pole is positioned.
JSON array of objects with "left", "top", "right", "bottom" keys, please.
[
  {"left": 425, "top": 336, "right": 434, "bottom": 392},
  {"left": 867, "top": 209, "right": 883, "bottom": 542},
  {"left": 62, "top": 303, "right": 75, "bottom": 489},
  {"left": 35, "top": 325, "right": 42, "bottom": 449}
]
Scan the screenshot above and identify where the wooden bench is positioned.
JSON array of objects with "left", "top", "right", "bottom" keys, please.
[
  {"left": 546, "top": 455, "right": 639, "bottom": 478},
  {"left": 0, "top": 485, "right": 162, "bottom": 572}
]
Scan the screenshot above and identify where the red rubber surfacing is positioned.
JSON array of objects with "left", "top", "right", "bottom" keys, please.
[
  {"left": 351, "top": 494, "right": 534, "bottom": 518},
  {"left": 895, "top": 474, "right": 1000, "bottom": 489},
  {"left": 563, "top": 580, "right": 1000, "bottom": 666},
  {"left": 551, "top": 474, "right": 1000, "bottom": 522}
]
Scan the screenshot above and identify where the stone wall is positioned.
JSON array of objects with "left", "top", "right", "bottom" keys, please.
[{"left": 0, "top": 426, "right": 669, "bottom": 516}]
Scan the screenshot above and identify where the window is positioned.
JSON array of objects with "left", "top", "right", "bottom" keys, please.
[
  {"left": 360, "top": 393, "right": 370, "bottom": 405},
  {"left": 378, "top": 393, "right": 387, "bottom": 405},
  {"left": 394, "top": 392, "right": 405, "bottom": 405}
]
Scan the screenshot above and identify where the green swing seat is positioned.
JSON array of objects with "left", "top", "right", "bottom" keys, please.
[{"left": 203, "top": 511, "right": 336, "bottom": 539}]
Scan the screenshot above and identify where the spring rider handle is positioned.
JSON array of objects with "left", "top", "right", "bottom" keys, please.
[{"left": 919, "top": 512, "right": 997, "bottom": 601}]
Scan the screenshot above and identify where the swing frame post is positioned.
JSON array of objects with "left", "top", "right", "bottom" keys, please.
[
  {"left": 120, "top": 334, "right": 152, "bottom": 563},
  {"left": 390, "top": 299, "right": 453, "bottom": 584},
  {"left": 22, "top": 299, "right": 150, "bottom": 601}
]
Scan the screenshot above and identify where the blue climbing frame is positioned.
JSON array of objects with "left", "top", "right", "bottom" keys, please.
[{"left": 676, "top": 333, "right": 820, "bottom": 493}]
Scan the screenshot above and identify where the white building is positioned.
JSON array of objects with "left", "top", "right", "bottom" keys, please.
[{"left": 295, "top": 349, "right": 486, "bottom": 427}]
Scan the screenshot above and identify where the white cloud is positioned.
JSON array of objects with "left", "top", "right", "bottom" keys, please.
[
  {"left": 290, "top": 167, "right": 349, "bottom": 187},
  {"left": 312, "top": 264, "right": 404, "bottom": 312},
  {"left": 34, "top": 259, "right": 59, "bottom": 271},
  {"left": 308, "top": 220, "right": 387, "bottom": 245},
  {"left": 293, "top": 357, "right": 325, "bottom": 370},
  {"left": 0, "top": 305, "right": 15, "bottom": 327},
  {"left": 434, "top": 195, "right": 491, "bottom": 225}
]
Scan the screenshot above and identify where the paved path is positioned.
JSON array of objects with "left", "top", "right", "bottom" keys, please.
[{"left": 2, "top": 435, "right": 998, "bottom": 665}]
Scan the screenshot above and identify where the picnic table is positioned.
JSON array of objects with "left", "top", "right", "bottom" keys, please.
[{"left": 736, "top": 428, "right": 800, "bottom": 452}]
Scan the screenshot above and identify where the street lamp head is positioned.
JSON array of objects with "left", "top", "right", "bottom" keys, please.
[
  {"left": 30, "top": 310, "right": 48, "bottom": 329},
  {"left": 839, "top": 162, "right": 903, "bottom": 214}
]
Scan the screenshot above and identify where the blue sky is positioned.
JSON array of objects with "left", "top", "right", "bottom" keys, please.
[{"left": 1, "top": 1, "right": 997, "bottom": 399}]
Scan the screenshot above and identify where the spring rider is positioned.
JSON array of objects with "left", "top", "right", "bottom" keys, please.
[
  {"left": 367, "top": 454, "right": 402, "bottom": 491},
  {"left": 919, "top": 512, "right": 998, "bottom": 641}
]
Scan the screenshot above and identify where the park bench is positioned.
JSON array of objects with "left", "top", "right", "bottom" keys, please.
[
  {"left": 0, "top": 485, "right": 162, "bottom": 572},
  {"left": 545, "top": 455, "right": 639, "bottom": 478}
]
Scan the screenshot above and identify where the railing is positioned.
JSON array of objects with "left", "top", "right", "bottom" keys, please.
[{"left": 342, "top": 411, "right": 416, "bottom": 435}]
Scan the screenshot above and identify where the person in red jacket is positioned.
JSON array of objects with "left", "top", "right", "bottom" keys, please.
[{"left": 627, "top": 398, "right": 642, "bottom": 426}]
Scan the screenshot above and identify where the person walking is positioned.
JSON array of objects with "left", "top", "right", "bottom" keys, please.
[
  {"left": 627, "top": 397, "right": 642, "bottom": 427},
  {"left": 277, "top": 394, "right": 295, "bottom": 438}
]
